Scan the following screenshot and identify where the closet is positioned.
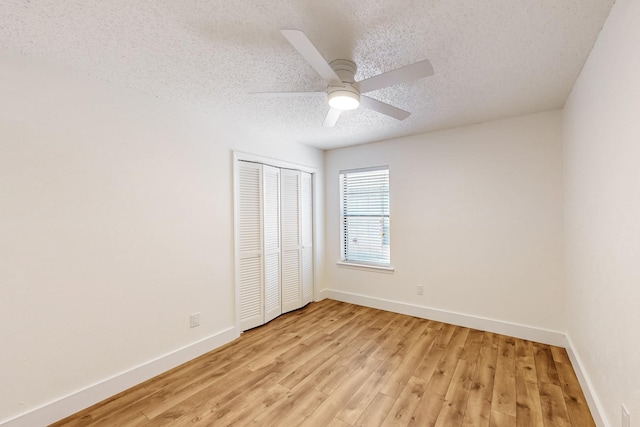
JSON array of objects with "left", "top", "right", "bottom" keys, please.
[{"left": 236, "top": 160, "right": 313, "bottom": 331}]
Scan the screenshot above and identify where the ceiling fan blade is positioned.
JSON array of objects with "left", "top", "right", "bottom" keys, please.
[
  {"left": 322, "top": 108, "right": 342, "bottom": 127},
  {"left": 250, "top": 91, "right": 326, "bottom": 98},
  {"left": 358, "top": 59, "right": 434, "bottom": 93},
  {"left": 281, "top": 29, "right": 340, "bottom": 84},
  {"left": 360, "top": 96, "right": 411, "bottom": 121}
]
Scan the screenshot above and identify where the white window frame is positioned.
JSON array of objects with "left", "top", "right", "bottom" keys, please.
[{"left": 338, "top": 166, "right": 394, "bottom": 272}]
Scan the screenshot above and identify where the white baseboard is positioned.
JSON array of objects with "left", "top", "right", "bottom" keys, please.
[
  {"left": 564, "top": 334, "right": 610, "bottom": 427},
  {"left": 321, "top": 289, "right": 565, "bottom": 346},
  {"left": 0, "top": 327, "right": 239, "bottom": 427},
  {"left": 2, "top": 296, "right": 607, "bottom": 427},
  {"left": 321, "top": 288, "right": 608, "bottom": 425}
]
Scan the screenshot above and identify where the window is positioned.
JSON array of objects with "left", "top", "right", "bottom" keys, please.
[{"left": 340, "top": 166, "right": 390, "bottom": 267}]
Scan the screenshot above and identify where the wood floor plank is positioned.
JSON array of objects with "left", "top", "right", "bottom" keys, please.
[
  {"left": 335, "top": 358, "right": 397, "bottom": 425},
  {"left": 412, "top": 324, "right": 455, "bottom": 382},
  {"left": 539, "top": 382, "right": 572, "bottom": 427},
  {"left": 353, "top": 322, "right": 395, "bottom": 360},
  {"left": 78, "top": 404, "right": 150, "bottom": 427},
  {"left": 327, "top": 306, "right": 379, "bottom": 345},
  {"left": 276, "top": 331, "right": 335, "bottom": 364},
  {"left": 289, "top": 353, "right": 342, "bottom": 391},
  {"left": 327, "top": 417, "right": 353, "bottom": 427},
  {"left": 379, "top": 326, "right": 438, "bottom": 398},
  {"left": 460, "top": 329, "right": 485, "bottom": 362},
  {"left": 314, "top": 357, "right": 352, "bottom": 394},
  {"left": 354, "top": 392, "right": 397, "bottom": 427},
  {"left": 52, "top": 300, "right": 595, "bottom": 427},
  {"left": 490, "top": 409, "right": 517, "bottom": 427},
  {"left": 533, "top": 342, "right": 561, "bottom": 386},
  {"left": 381, "top": 375, "right": 427, "bottom": 427},
  {"left": 434, "top": 323, "right": 457, "bottom": 347},
  {"left": 515, "top": 363, "right": 544, "bottom": 427},
  {"left": 302, "top": 302, "right": 359, "bottom": 333},
  {"left": 251, "top": 379, "right": 328, "bottom": 427},
  {"left": 171, "top": 376, "right": 285, "bottom": 426},
  {"left": 515, "top": 339, "right": 538, "bottom": 384},
  {"left": 212, "top": 383, "right": 289, "bottom": 426},
  {"left": 198, "top": 364, "right": 295, "bottom": 425},
  {"left": 434, "top": 359, "right": 477, "bottom": 427},
  {"left": 491, "top": 336, "right": 517, "bottom": 417},
  {"left": 375, "top": 319, "right": 432, "bottom": 376},
  {"left": 245, "top": 332, "right": 308, "bottom": 371},
  {"left": 406, "top": 330, "right": 466, "bottom": 426},
  {"left": 554, "top": 361, "right": 596, "bottom": 427},
  {"left": 278, "top": 342, "right": 341, "bottom": 390},
  {"left": 368, "top": 316, "right": 419, "bottom": 361},
  {"left": 143, "top": 360, "right": 276, "bottom": 419},
  {"left": 550, "top": 346, "right": 572, "bottom": 365},
  {"left": 462, "top": 332, "right": 499, "bottom": 427},
  {"left": 322, "top": 304, "right": 368, "bottom": 335},
  {"left": 150, "top": 359, "right": 287, "bottom": 424},
  {"left": 299, "top": 355, "right": 381, "bottom": 426},
  {"left": 333, "top": 330, "right": 382, "bottom": 366},
  {"left": 511, "top": 338, "right": 542, "bottom": 427}
]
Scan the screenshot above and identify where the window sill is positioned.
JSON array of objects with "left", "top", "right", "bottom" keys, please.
[{"left": 336, "top": 261, "right": 395, "bottom": 273}]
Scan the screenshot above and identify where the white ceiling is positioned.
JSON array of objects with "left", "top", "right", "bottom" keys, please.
[{"left": 0, "top": 0, "right": 614, "bottom": 150}]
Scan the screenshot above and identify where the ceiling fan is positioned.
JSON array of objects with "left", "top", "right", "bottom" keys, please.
[{"left": 252, "top": 29, "right": 435, "bottom": 127}]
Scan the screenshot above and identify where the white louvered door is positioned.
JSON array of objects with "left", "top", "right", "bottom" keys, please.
[
  {"left": 301, "top": 172, "right": 314, "bottom": 305},
  {"left": 262, "top": 165, "right": 281, "bottom": 323},
  {"left": 236, "top": 158, "right": 313, "bottom": 331},
  {"left": 280, "top": 169, "right": 303, "bottom": 314},
  {"left": 237, "top": 161, "right": 264, "bottom": 331}
]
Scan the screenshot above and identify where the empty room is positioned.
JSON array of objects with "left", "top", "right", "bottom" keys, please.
[{"left": 1, "top": 0, "right": 638, "bottom": 426}]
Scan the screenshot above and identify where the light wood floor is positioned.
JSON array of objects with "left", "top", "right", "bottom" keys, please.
[{"left": 52, "top": 299, "right": 595, "bottom": 426}]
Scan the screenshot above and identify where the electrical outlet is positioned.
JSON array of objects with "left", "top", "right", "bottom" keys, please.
[
  {"left": 190, "top": 313, "right": 200, "bottom": 328},
  {"left": 622, "top": 404, "right": 630, "bottom": 427},
  {"left": 417, "top": 285, "right": 424, "bottom": 295}
]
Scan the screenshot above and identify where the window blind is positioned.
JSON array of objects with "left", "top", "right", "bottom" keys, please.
[{"left": 340, "top": 166, "right": 390, "bottom": 266}]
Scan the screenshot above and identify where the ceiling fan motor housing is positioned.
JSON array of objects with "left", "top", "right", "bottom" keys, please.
[
  {"left": 327, "top": 59, "right": 360, "bottom": 110},
  {"left": 330, "top": 59, "right": 357, "bottom": 83}
]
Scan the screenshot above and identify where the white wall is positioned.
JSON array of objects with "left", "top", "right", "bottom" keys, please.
[
  {"left": 324, "top": 110, "right": 565, "bottom": 335},
  {"left": 0, "top": 51, "right": 323, "bottom": 424},
  {"left": 563, "top": 0, "right": 640, "bottom": 423}
]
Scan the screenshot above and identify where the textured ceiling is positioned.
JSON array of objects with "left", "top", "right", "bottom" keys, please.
[{"left": 0, "top": 0, "right": 614, "bottom": 149}]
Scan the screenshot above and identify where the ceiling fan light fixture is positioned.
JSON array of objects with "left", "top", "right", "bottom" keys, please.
[{"left": 327, "top": 85, "right": 360, "bottom": 111}]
